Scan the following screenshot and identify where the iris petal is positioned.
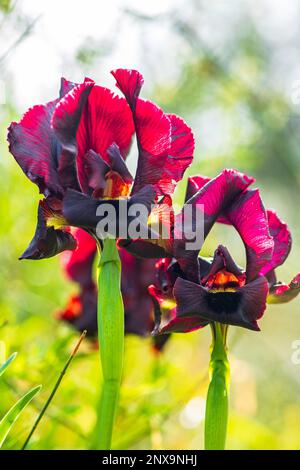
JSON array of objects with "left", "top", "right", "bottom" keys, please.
[{"left": 20, "top": 200, "right": 76, "bottom": 260}]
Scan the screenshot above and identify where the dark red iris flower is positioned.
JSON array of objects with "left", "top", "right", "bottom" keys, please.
[
  {"left": 57, "top": 228, "right": 171, "bottom": 352},
  {"left": 8, "top": 69, "right": 194, "bottom": 260},
  {"left": 149, "top": 169, "right": 300, "bottom": 334}
]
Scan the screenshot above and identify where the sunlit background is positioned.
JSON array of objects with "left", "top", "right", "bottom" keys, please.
[{"left": 0, "top": 0, "right": 300, "bottom": 450}]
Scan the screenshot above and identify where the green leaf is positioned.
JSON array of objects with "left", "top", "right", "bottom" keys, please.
[
  {"left": 0, "top": 384, "right": 42, "bottom": 448},
  {"left": 0, "top": 352, "right": 17, "bottom": 378}
]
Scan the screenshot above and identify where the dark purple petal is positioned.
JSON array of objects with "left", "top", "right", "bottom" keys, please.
[
  {"left": 118, "top": 239, "right": 171, "bottom": 259},
  {"left": 107, "top": 143, "right": 133, "bottom": 184},
  {"left": 78, "top": 149, "right": 110, "bottom": 196},
  {"left": 173, "top": 275, "right": 268, "bottom": 331},
  {"left": 63, "top": 185, "right": 156, "bottom": 235},
  {"left": 20, "top": 200, "right": 76, "bottom": 260},
  {"left": 159, "top": 315, "right": 208, "bottom": 334}
]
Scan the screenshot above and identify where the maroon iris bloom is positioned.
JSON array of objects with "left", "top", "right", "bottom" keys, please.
[
  {"left": 8, "top": 69, "right": 194, "bottom": 259},
  {"left": 58, "top": 228, "right": 171, "bottom": 352},
  {"left": 150, "top": 169, "right": 300, "bottom": 334}
]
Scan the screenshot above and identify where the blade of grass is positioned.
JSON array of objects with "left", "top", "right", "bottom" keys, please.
[
  {"left": 0, "top": 384, "right": 41, "bottom": 448},
  {"left": 0, "top": 352, "right": 17, "bottom": 378},
  {"left": 21, "top": 330, "right": 87, "bottom": 450}
]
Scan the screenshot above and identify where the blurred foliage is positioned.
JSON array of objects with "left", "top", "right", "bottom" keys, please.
[{"left": 0, "top": 0, "right": 300, "bottom": 450}]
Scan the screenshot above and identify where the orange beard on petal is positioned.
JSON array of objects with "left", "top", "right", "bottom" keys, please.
[
  {"left": 204, "top": 269, "right": 246, "bottom": 292},
  {"left": 101, "top": 171, "right": 131, "bottom": 199}
]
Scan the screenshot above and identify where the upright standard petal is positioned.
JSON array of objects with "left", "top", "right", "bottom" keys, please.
[
  {"left": 173, "top": 169, "right": 254, "bottom": 281},
  {"left": 112, "top": 68, "right": 194, "bottom": 197},
  {"left": 225, "top": 189, "right": 274, "bottom": 282},
  {"left": 52, "top": 78, "right": 95, "bottom": 189}
]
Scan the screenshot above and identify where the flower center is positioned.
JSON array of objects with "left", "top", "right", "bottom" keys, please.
[{"left": 204, "top": 269, "right": 245, "bottom": 292}]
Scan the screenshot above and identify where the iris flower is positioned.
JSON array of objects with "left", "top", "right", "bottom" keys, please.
[
  {"left": 58, "top": 228, "right": 170, "bottom": 352},
  {"left": 149, "top": 169, "right": 300, "bottom": 333},
  {"left": 8, "top": 69, "right": 194, "bottom": 258}
]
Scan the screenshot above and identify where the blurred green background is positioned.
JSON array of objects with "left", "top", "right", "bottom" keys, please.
[{"left": 0, "top": 0, "right": 300, "bottom": 450}]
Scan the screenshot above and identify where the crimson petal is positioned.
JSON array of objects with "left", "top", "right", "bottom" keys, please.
[
  {"left": 8, "top": 99, "right": 62, "bottom": 196},
  {"left": 260, "top": 210, "right": 292, "bottom": 277},
  {"left": 111, "top": 68, "right": 144, "bottom": 110},
  {"left": 52, "top": 77, "right": 94, "bottom": 190},
  {"left": 173, "top": 169, "right": 254, "bottom": 281},
  {"left": 225, "top": 189, "right": 274, "bottom": 282}
]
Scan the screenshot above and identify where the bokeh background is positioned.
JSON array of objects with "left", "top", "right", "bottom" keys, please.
[{"left": 0, "top": 0, "right": 300, "bottom": 450}]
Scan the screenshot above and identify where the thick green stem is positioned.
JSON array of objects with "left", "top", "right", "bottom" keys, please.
[
  {"left": 91, "top": 238, "right": 124, "bottom": 450},
  {"left": 204, "top": 322, "right": 230, "bottom": 450}
]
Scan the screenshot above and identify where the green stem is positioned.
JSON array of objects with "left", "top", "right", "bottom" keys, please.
[
  {"left": 91, "top": 238, "right": 124, "bottom": 450},
  {"left": 204, "top": 322, "right": 230, "bottom": 450}
]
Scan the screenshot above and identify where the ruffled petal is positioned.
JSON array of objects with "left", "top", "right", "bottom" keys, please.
[
  {"left": 8, "top": 99, "right": 62, "bottom": 195},
  {"left": 52, "top": 78, "right": 95, "bottom": 189},
  {"left": 111, "top": 68, "right": 144, "bottom": 110},
  {"left": 173, "top": 276, "right": 268, "bottom": 331},
  {"left": 20, "top": 199, "right": 76, "bottom": 260},
  {"left": 225, "top": 189, "right": 274, "bottom": 282},
  {"left": 156, "top": 114, "right": 194, "bottom": 195},
  {"left": 60, "top": 228, "right": 97, "bottom": 287},
  {"left": 113, "top": 69, "right": 193, "bottom": 196},
  {"left": 267, "top": 273, "right": 300, "bottom": 304},
  {"left": 260, "top": 210, "right": 292, "bottom": 277},
  {"left": 59, "top": 77, "right": 77, "bottom": 97},
  {"left": 185, "top": 176, "right": 211, "bottom": 202},
  {"left": 173, "top": 169, "right": 254, "bottom": 282}
]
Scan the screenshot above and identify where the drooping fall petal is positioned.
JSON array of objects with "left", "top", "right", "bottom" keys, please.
[
  {"left": 20, "top": 200, "right": 76, "bottom": 260},
  {"left": 171, "top": 275, "right": 268, "bottom": 331}
]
